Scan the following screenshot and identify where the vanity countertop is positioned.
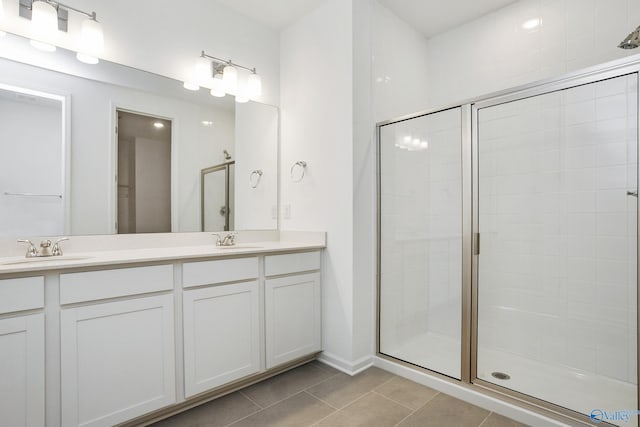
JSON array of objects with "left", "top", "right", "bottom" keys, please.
[{"left": 0, "top": 240, "right": 325, "bottom": 275}]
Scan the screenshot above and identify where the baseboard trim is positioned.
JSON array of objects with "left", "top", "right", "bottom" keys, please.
[{"left": 317, "top": 352, "right": 374, "bottom": 375}]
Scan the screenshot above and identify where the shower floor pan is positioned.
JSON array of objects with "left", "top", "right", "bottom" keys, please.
[{"left": 477, "top": 347, "right": 636, "bottom": 427}]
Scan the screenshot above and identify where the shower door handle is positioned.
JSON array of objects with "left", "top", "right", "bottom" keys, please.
[
  {"left": 473, "top": 233, "right": 480, "bottom": 255},
  {"left": 627, "top": 190, "right": 638, "bottom": 197}
]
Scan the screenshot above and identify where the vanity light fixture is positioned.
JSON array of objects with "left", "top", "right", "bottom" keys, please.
[
  {"left": 29, "top": 0, "right": 58, "bottom": 51},
  {"left": 21, "top": 0, "right": 104, "bottom": 63},
  {"left": 619, "top": 25, "right": 640, "bottom": 49},
  {"left": 184, "top": 51, "right": 262, "bottom": 102},
  {"left": 76, "top": 13, "right": 104, "bottom": 64},
  {"left": 0, "top": 0, "right": 6, "bottom": 36}
]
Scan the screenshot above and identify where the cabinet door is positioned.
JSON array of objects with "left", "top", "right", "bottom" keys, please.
[
  {"left": 265, "top": 272, "right": 321, "bottom": 368},
  {"left": 0, "top": 313, "right": 45, "bottom": 427},
  {"left": 183, "top": 281, "right": 260, "bottom": 397},
  {"left": 61, "top": 294, "right": 175, "bottom": 427}
]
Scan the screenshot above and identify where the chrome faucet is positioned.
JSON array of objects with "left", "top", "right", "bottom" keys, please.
[
  {"left": 52, "top": 238, "right": 69, "bottom": 256},
  {"left": 212, "top": 232, "right": 237, "bottom": 246},
  {"left": 17, "top": 239, "right": 38, "bottom": 258},
  {"left": 17, "top": 237, "right": 70, "bottom": 258}
]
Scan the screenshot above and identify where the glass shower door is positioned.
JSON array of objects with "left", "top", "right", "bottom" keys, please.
[
  {"left": 476, "top": 74, "right": 638, "bottom": 424},
  {"left": 379, "top": 107, "right": 463, "bottom": 379}
]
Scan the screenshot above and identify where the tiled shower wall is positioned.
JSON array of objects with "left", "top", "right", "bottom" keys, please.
[
  {"left": 477, "top": 74, "right": 638, "bottom": 383},
  {"left": 379, "top": 108, "right": 462, "bottom": 366}
]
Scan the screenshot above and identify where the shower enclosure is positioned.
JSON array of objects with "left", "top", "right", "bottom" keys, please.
[{"left": 378, "top": 59, "right": 639, "bottom": 426}]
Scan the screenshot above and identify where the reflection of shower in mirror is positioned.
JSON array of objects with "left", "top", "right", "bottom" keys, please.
[{"left": 224, "top": 149, "right": 232, "bottom": 160}]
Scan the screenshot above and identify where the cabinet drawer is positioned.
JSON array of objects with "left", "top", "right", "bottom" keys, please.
[
  {"left": 0, "top": 276, "right": 44, "bottom": 314},
  {"left": 60, "top": 265, "right": 173, "bottom": 304},
  {"left": 182, "top": 257, "right": 258, "bottom": 288},
  {"left": 265, "top": 251, "right": 321, "bottom": 277}
]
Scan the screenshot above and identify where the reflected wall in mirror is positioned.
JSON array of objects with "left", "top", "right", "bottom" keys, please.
[
  {"left": 0, "top": 84, "right": 66, "bottom": 237},
  {"left": 0, "top": 33, "right": 278, "bottom": 237}
]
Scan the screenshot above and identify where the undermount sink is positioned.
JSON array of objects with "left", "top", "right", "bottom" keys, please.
[
  {"left": 1, "top": 255, "right": 93, "bottom": 266},
  {"left": 216, "top": 245, "right": 263, "bottom": 250}
]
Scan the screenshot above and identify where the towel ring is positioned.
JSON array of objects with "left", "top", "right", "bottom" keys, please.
[
  {"left": 250, "top": 169, "right": 263, "bottom": 188},
  {"left": 290, "top": 161, "right": 307, "bottom": 183}
]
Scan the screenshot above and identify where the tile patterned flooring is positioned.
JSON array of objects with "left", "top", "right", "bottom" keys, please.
[{"left": 151, "top": 361, "right": 529, "bottom": 427}]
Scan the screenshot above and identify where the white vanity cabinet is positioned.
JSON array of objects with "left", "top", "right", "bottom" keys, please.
[
  {"left": 0, "top": 276, "right": 45, "bottom": 427},
  {"left": 59, "top": 266, "right": 176, "bottom": 427},
  {"left": 182, "top": 258, "right": 261, "bottom": 397},
  {"left": 0, "top": 240, "right": 324, "bottom": 427},
  {"left": 264, "top": 252, "right": 322, "bottom": 368}
]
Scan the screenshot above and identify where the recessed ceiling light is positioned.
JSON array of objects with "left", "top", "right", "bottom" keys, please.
[
  {"left": 153, "top": 121, "right": 165, "bottom": 129},
  {"left": 201, "top": 120, "right": 213, "bottom": 127},
  {"left": 522, "top": 18, "right": 541, "bottom": 30}
]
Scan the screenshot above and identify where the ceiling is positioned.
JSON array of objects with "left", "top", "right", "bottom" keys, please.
[
  {"left": 214, "top": 0, "right": 326, "bottom": 30},
  {"left": 215, "top": 0, "right": 517, "bottom": 38}
]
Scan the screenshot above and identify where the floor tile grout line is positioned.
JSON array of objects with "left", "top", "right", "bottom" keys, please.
[
  {"left": 238, "top": 390, "right": 264, "bottom": 409},
  {"left": 477, "top": 411, "right": 493, "bottom": 427},
  {"left": 305, "top": 371, "right": 342, "bottom": 390},
  {"left": 240, "top": 368, "right": 341, "bottom": 411},
  {"left": 373, "top": 374, "right": 399, "bottom": 392},
  {"left": 302, "top": 390, "right": 340, "bottom": 410},
  {"left": 311, "top": 361, "right": 341, "bottom": 376},
  {"left": 304, "top": 391, "right": 341, "bottom": 426},
  {"left": 227, "top": 389, "right": 334, "bottom": 427},
  {"left": 308, "top": 390, "right": 385, "bottom": 426},
  {"left": 304, "top": 373, "right": 401, "bottom": 412},
  {"left": 393, "top": 409, "right": 415, "bottom": 427},
  {"left": 223, "top": 404, "right": 265, "bottom": 427},
  {"left": 371, "top": 388, "right": 441, "bottom": 413},
  {"left": 392, "top": 391, "right": 443, "bottom": 426},
  {"left": 370, "top": 390, "right": 417, "bottom": 412},
  {"left": 300, "top": 372, "right": 342, "bottom": 393}
]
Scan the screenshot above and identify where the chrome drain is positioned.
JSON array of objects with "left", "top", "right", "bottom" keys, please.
[{"left": 491, "top": 371, "right": 511, "bottom": 380}]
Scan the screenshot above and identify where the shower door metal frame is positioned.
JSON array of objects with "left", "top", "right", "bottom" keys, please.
[
  {"left": 376, "top": 54, "right": 640, "bottom": 427},
  {"left": 201, "top": 160, "right": 235, "bottom": 232},
  {"left": 470, "top": 61, "right": 640, "bottom": 427},
  {"left": 375, "top": 105, "right": 473, "bottom": 383}
]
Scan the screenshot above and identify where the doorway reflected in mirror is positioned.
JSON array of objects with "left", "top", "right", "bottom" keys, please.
[{"left": 116, "top": 110, "right": 172, "bottom": 234}]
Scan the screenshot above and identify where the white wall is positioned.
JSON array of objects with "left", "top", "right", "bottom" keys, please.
[
  {"left": 372, "top": 1, "right": 430, "bottom": 122},
  {"left": 280, "top": 0, "right": 357, "bottom": 369},
  {"left": 0, "top": 58, "right": 234, "bottom": 235},
  {"left": 234, "top": 102, "right": 278, "bottom": 230},
  {"left": 424, "top": 0, "right": 640, "bottom": 109},
  {"left": 0, "top": 0, "right": 280, "bottom": 106},
  {"left": 278, "top": 0, "right": 432, "bottom": 372}
]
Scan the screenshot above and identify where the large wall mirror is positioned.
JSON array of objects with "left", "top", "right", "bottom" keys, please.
[{"left": 0, "top": 32, "right": 278, "bottom": 237}]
